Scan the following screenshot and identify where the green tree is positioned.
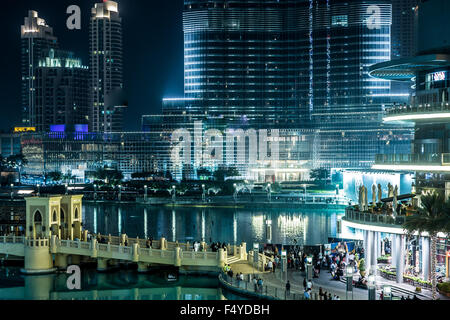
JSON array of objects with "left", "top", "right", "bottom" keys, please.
[
  {"left": 403, "top": 192, "right": 449, "bottom": 300},
  {"left": 5, "top": 154, "right": 28, "bottom": 184},
  {"left": 48, "top": 171, "right": 63, "bottom": 183},
  {"left": 213, "top": 167, "right": 240, "bottom": 182},
  {"left": 94, "top": 167, "right": 123, "bottom": 185},
  {"left": 197, "top": 167, "right": 212, "bottom": 180},
  {"left": 310, "top": 168, "right": 330, "bottom": 183}
]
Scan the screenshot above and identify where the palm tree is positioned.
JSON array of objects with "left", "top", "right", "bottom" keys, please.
[{"left": 403, "top": 192, "right": 448, "bottom": 300}]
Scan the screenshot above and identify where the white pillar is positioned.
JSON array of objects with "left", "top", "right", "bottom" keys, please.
[
  {"left": 391, "top": 234, "right": 396, "bottom": 267},
  {"left": 395, "top": 235, "right": 405, "bottom": 284},
  {"left": 366, "top": 231, "right": 373, "bottom": 272},
  {"left": 421, "top": 237, "right": 430, "bottom": 282},
  {"left": 370, "top": 231, "right": 379, "bottom": 273},
  {"left": 363, "top": 230, "right": 369, "bottom": 264}
]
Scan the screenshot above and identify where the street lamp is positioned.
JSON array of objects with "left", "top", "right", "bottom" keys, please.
[
  {"left": 368, "top": 274, "right": 376, "bottom": 300},
  {"left": 94, "top": 184, "right": 97, "bottom": 201},
  {"left": 172, "top": 185, "right": 176, "bottom": 202},
  {"left": 266, "top": 183, "right": 271, "bottom": 203},
  {"left": 233, "top": 183, "right": 237, "bottom": 202},
  {"left": 37, "top": 184, "right": 40, "bottom": 197},
  {"left": 65, "top": 183, "right": 68, "bottom": 195},
  {"left": 10, "top": 184, "right": 14, "bottom": 200},
  {"left": 281, "top": 250, "right": 288, "bottom": 283},
  {"left": 383, "top": 285, "right": 392, "bottom": 300},
  {"left": 253, "top": 243, "right": 259, "bottom": 271},
  {"left": 265, "top": 219, "right": 272, "bottom": 243},
  {"left": 118, "top": 185, "right": 122, "bottom": 201},
  {"left": 306, "top": 256, "right": 313, "bottom": 280},
  {"left": 144, "top": 185, "right": 148, "bottom": 202},
  {"left": 202, "top": 184, "right": 206, "bottom": 202},
  {"left": 346, "top": 265, "right": 354, "bottom": 300}
]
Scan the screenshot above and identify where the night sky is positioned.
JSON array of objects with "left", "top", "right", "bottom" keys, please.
[{"left": 0, "top": 0, "right": 184, "bottom": 132}]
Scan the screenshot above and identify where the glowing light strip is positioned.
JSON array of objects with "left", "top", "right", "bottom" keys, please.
[
  {"left": 250, "top": 168, "right": 308, "bottom": 173},
  {"left": 372, "top": 164, "right": 450, "bottom": 172},
  {"left": 342, "top": 218, "right": 448, "bottom": 238},
  {"left": 384, "top": 112, "right": 450, "bottom": 122}
]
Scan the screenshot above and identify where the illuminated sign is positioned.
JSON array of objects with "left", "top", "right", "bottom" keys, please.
[
  {"left": 14, "top": 127, "right": 36, "bottom": 133},
  {"left": 432, "top": 71, "right": 446, "bottom": 82}
]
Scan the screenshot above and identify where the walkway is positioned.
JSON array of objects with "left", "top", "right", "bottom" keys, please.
[
  {"left": 0, "top": 235, "right": 247, "bottom": 270},
  {"left": 261, "top": 269, "right": 449, "bottom": 301}
]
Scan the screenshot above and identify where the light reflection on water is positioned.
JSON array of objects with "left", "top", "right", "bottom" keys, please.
[
  {"left": 0, "top": 267, "right": 242, "bottom": 300},
  {"left": 82, "top": 203, "right": 345, "bottom": 247}
]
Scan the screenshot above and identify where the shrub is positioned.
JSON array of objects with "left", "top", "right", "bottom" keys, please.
[
  {"left": 358, "top": 258, "right": 366, "bottom": 272},
  {"left": 437, "top": 282, "right": 450, "bottom": 293}
]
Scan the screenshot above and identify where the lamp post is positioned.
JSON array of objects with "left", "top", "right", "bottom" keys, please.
[
  {"left": 65, "top": 183, "right": 68, "bottom": 195},
  {"left": 233, "top": 183, "right": 237, "bottom": 202},
  {"left": 202, "top": 184, "right": 206, "bottom": 203},
  {"left": 383, "top": 285, "right": 392, "bottom": 301},
  {"left": 253, "top": 243, "right": 259, "bottom": 271},
  {"left": 306, "top": 256, "right": 313, "bottom": 281},
  {"left": 37, "top": 184, "right": 40, "bottom": 197},
  {"left": 368, "top": 273, "right": 376, "bottom": 300},
  {"left": 118, "top": 185, "right": 122, "bottom": 202},
  {"left": 94, "top": 184, "right": 97, "bottom": 201},
  {"left": 172, "top": 185, "right": 176, "bottom": 202},
  {"left": 144, "top": 185, "right": 148, "bottom": 202},
  {"left": 265, "top": 219, "right": 272, "bottom": 243},
  {"left": 302, "top": 184, "right": 307, "bottom": 202},
  {"left": 10, "top": 184, "right": 14, "bottom": 200},
  {"left": 266, "top": 183, "right": 271, "bottom": 203},
  {"left": 281, "top": 250, "right": 288, "bottom": 283},
  {"left": 345, "top": 265, "right": 354, "bottom": 300}
]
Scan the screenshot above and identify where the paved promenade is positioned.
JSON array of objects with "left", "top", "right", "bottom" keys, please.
[{"left": 260, "top": 269, "right": 450, "bottom": 301}]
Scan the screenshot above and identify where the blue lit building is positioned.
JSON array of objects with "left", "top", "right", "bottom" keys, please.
[{"left": 182, "top": 0, "right": 413, "bottom": 170}]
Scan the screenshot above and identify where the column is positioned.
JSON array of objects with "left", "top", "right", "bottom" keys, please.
[
  {"left": 421, "top": 237, "right": 430, "bottom": 281},
  {"left": 370, "top": 231, "right": 377, "bottom": 272},
  {"left": 366, "top": 231, "right": 373, "bottom": 271},
  {"left": 395, "top": 235, "right": 405, "bottom": 284},
  {"left": 363, "top": 230, "right": 369, "bottom": 262},
  {"left": 391, "top": 234, "right": 396, "bottom": 267}
]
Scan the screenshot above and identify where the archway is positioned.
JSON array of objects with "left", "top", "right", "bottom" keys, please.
[
  {"left": 60, "top": 209, "right": 67, "bottom": 239},
  {"left": 33, "top": 210, "right": 43, "bottom": 239},
  {"left": 51, "top": 210, "right": 59, "bottom": 237}
]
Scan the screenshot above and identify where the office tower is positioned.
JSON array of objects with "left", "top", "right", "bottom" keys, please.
[
  {"left": 390, "top": 0, "right": 419, "bottom": 99},
  {"left": 33, "top": 49, "right": 90, "bottom": 132},
  {"left": 183, "top": 0, "right": 413, "bottom": 169},
  {"left": 89, "top": 1, "right": 125, "bottom": 133},
  {"left": 21, "top": 10, "right": 58, "bottom": 127},
  {"left": 372, "top": 0, "right": 450, "bottom": 196},
  {"left": 183, "top": 0, "right": 311, "bottom": 130},
  {"left": 392, "top": 0, "right": 418, "bottom": 60}
]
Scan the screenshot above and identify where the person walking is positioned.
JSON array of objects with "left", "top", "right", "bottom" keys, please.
[{"left": 303, "top": 277, "right": 307, "bottom": 290}]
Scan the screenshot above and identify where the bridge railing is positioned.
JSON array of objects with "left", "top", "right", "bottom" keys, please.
[
  {"left": 0, "top": 236, "right": 25, "bottom": 244},
  {"left": 26, "top": 238, "right": 49, "bottom": 247}
]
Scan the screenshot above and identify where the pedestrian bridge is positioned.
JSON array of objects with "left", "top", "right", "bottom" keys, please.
[{"left": 0, "top": 235, "right": 247, "bottom": 273}]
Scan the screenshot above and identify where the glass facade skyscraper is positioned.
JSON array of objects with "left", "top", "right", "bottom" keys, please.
[
  {"left": 21, "top": 10, "right": 58, "bottom": 127},
  {"left": 182, "top": 0, "right": 413, "bottom": 170},
  {"left": 89, "top": 1, "right": 125, "bottom": 133}
]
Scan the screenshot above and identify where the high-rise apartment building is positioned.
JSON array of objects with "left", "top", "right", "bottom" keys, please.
[
  {"left": 33, "top": 49, "right": 90, "bottom": 132},
  {"left": 89, "top": 1, "right": 125, "bottom": 133},
  {"left": 182, "top": 0, "right": 413, "bottom": 170},
  {"left": 21, "top": 10, "right": 58, "bottom": 127}
]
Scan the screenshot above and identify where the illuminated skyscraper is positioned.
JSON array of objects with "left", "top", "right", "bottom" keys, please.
[
  {"left": 21, "top": 10, "right": 58, "bottom": 127},
  {"left": 183, "top": 0, "right": 413, "bottom": 169},
  {"left": 90, "top": 1, "right": 125, "bottom": 133}
]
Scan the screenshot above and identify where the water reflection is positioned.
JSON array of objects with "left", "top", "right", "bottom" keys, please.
[
  {"left": 0, "top": 267, "right": 234, "bottom": 300},
  {"left": 83, "top": 203, "right": 344, "bottom": 247}
]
